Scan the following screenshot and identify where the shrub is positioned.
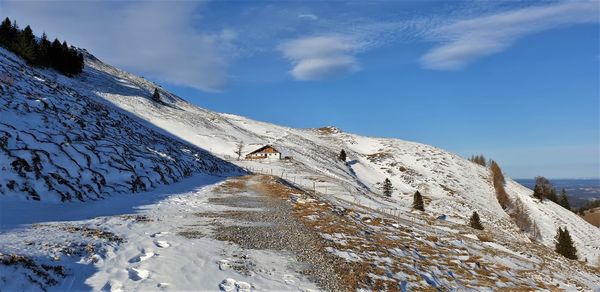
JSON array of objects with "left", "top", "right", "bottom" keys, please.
[
  {"left": 382, "top": 178, "right": 392, "bottom": 197},
  {"left": 338, "top": 149, "right": 347, "bottom": 162},
  {"left": 469, "top": 211, "right": 484, "bottom": 230},
  {"left": 152, "top": 88, "right": 161, "bottom": 102},
  {"left": 510, "top": 197, "right": 541, "bottom": 241},
  {"left": 413, "top": 191, "right": 424, "bottom": 211}
]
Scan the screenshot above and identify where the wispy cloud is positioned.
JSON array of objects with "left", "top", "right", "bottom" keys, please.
[
  {"left": 278, "top": 36, "right": 360, "bottom": 80},
  {"left": 298, "top": 14, "right": 319, "bottom": 21},
  {"left": 1, "top": 1, "right": 232, "bottom": 92},
  {"left": 420, "top": 1, "right": 600, "bottom": 70}
]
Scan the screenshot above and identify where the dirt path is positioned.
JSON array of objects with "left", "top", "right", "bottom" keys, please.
[
  {"left": 5, "top": 174, "right": 597, "bottom": 291},
  {"left": 189, "top": 174, "right": 347, "bottom": 291}
]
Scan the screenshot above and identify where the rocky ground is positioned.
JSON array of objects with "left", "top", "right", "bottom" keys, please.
[{"left": 2, "top": 174, "right": 600, "bottom": 291}]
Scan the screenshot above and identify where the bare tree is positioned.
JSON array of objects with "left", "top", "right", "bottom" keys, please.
[
  {"left": 235, "top": 142, "right": 244, "bottom": 160},
  {"left": 533, "top": 176, "right": 554, "bottom": 202}
]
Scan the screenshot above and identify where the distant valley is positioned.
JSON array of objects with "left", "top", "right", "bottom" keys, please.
[{"left": 515, "top": 178, "right": 600, "bottom": 208}]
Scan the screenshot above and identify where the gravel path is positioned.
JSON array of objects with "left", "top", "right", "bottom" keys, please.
[{"left": 193, "top": 175, "right": 347, "bottom": 291}]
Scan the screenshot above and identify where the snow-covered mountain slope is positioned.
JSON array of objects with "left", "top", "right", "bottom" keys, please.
[
  {"left": 1, "top": 41, "right": 598, "bottom": 287},
  {"left": 76, "top": 52, "right": 600, "bottom": 267},
  {"left": 0, "top": 48, "right": 240, "bottom": 202}
]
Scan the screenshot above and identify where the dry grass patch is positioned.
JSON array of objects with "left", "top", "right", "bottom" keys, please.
[
  {"left": 581, "top": 208, "right": 600, "bottom": 227},
  {"left": 214, "top": 176, "right": 251, "bottom": 193},
  {"left": 58, "top": 225, "right": 124, "bottom": 243},
  {"left": 425, "top": 235, "right": 438, "bottom": 242},
  {"left": 366, "top": 152, "right": 392, "bottom": 163},
  {"left": 476, "top": 233, "right": 494, "bottom": 242},
  {"left": 119, "top": 214, "right": 152, "bottom": 222},
  {"left": 0, "top": 253, "right": 66, "bottom": 288}
]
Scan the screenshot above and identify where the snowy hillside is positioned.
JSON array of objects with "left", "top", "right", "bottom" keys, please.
[
  {"left": 1, "top": 45, "right": 599, "bottom": 290},
  {"left": 0, "top": 48, "right": 240, "bottom": 202},
  {"left": 83, "top": 53, "right": 600, "bottom": 267}
]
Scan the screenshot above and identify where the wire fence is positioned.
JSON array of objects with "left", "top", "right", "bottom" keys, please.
[{"left": 241, "top": 165, "right": 415, "bottom": 222}]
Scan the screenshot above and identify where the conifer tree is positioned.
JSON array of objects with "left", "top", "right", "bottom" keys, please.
[
  {"left": 152, "top": 88, "right": 161, "bottom": 102},
  {"left": 558, "top": 189, "right": 571, "bottom": 211},
  {"left": 469, "top": 211, "right": 484, "bottom": 230},
  {"left": 0, "top": 18, "right": 84, "bottom": 76},
  {"left": 60, "top": 41, "right": 69, "bottom": 72},
  {"left": 37, "top": 33, "right": 51, "bottom": 67},
  {"left": 547, "top": 188, "right": 558, "bottom": 203},
  {"left": 14, "top": 25, "right": 37, "bottom": 64},
  {"left": 0, "top": 17, "right": 14, "bottom": 45},
  {"left": 382, "top": 178, "right": 392, "bottom": 197},
  {"left": 338, "top": 149, "right": 347, "bottom": 162},
  {"left": 555, "top": 227, "right": 577, "bottom": 260},
  {"left": 413, "top": 190, "right": 424, "bottom": 211}
]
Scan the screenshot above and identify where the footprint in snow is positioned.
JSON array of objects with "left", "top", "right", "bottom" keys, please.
[
  {"left": 219, "top": 278, "right": 236, "bottom": 292},
  {"left": 128, "top": 267, "right": 150, "bottom": 281},
  {"left": 219, "top": 278, "right": 252, "bottom": 292},
  {"left": 154, "top": 240, "right": 170, "bottom": 248},
  {"left": 103, "top": 280, "right": 124, "bottom": 292},
  {"left": 283, "top": 274, "right": 295, "bottom": 285},
  {"left": 218, "top": 259, "right": 231, "bottom": 270},
  {"left": 236, "top": 281, "right": 252, "bottom": 292},
  {"left": 151, "top": 232, "right": 169, "bottom": 238},
  {"left": 129, "top": 249, "right": 155, "bottom": 263}
]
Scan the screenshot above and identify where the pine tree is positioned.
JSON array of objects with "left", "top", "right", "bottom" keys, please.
[
  {"left": 469, "top": 211, "right": 484, "bottom": 230},
  {"left": 338, "top": 149, "right": 347, "bottom": 162},
  {"left": 555, "top": 227, "right": 577, "bottom": 260},
  {"left": 558, "top": 189, "right": 571, "bottom": 211},
  {"left": 413, "top": 190, "right": 424, "bottom": 211},
  {"left": 0, "top": 17, "right": 13, "bottom": 45},
  {"left": 0, "top": 19, "right": 84, "bottom": 76},
  {"left": 60, "top": 41, "right": 69, "bottom": 73},
  {"left": 382, "top": 178, "right": 392, "bottom": 197},
  {"left": 152, "top": 88, "right": 161, "bottom": 102},
  {"left": 14, "top": 25, "right": 37, "bottom": 64},
  {"left": 547, "top": 188, "right": 558, "bottom": 203},
  {"left": 37, "top": 33, "right": 51, "bottom": 67}
]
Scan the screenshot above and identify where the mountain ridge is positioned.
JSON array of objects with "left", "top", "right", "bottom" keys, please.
[{"left": 77, "top": 49, "right": 600, "bottom": 267}]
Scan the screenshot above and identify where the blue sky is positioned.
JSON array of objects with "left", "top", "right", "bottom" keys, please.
[{"left": 2, "top": 0, "right": 599, "bottom": 179}]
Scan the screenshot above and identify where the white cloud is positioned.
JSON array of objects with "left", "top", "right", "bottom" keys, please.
[
  {"left": 278, "top": 36, "right": 360, "bottom": 80},
  {"left": 1, "top": 1, "right": 231, "bottom": 92},
  {"left": 298, "top": 14, "right": 318, "bottom": 21},
  {"left": 421, "top": 1, "right": 600, "bottom": 70}
]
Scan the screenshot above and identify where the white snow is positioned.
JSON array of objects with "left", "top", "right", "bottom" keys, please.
[{"left": 1, "top": 45, "right": 599, "bottom": 290}]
